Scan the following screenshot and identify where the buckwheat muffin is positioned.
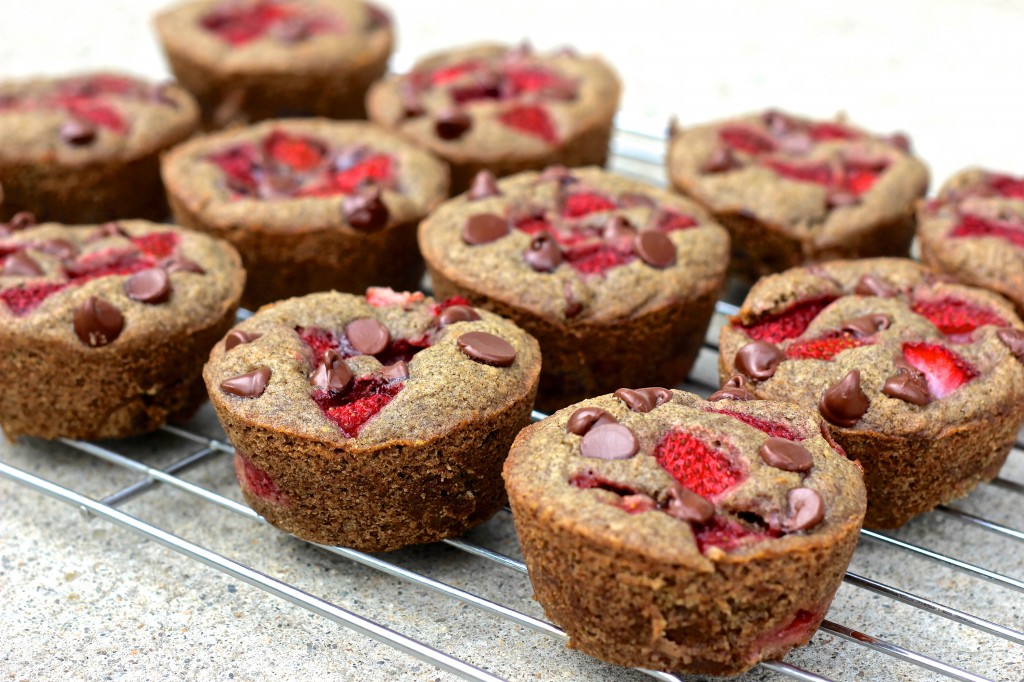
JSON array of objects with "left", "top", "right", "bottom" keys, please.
[
  {"left": 162, "top": 118, "right": 449, "bottom": 309},
  {"left": 204, "top": 288, "right": 540, "bottom": 551},
  {"left": 504, "top": 387, "right": 866, "bottom": 676},
  {"left": 0, "top": 220, "right": 244, "bottom": 441},
  {"left": 918, "top": 168, "right": 1024, "bottom": 317},
  {"left": 155, "top": 0, "right": 393, "bottom": 128},
  {"left": 419, "top": 166, "right": 730, "bottom": 412},
  {"left": 719, "top": 258, "right": 1024, "bottom": 528},
  {"left": 0, "top": 72, "right": 198, "bottom": 223},
  {"left": 667, "top": 109, "right": 929, "bottom": 278},
  {"left": 367, "top": 42, "right": 621, "bottom": 194}
]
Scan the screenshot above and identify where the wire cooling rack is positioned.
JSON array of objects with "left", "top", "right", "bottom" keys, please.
[{"left": 2, "top": 130, "right": 1023, "bottom": 682}]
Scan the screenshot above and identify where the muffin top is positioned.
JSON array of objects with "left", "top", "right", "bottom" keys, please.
[
  {"left": 418, "top": 166, "right": 730, "bottom": 324},
  {"left": 504, "top": 388, "right": 866, "bottom": 567}
]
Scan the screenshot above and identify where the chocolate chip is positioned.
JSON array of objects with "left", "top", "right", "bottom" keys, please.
[
  {"left": 124, "top": 267, "right": 171, "bottom": 304},
  {"left": 882, "top": 366, "right": 930, "bottom": 405},
  {"left": 60, "top": 119, "right": 97, "bottom": 145},
  {"left": 73, "top": 297, "right": 124, "bottom": 347},
  {"left": 162, "top": 256, "right": 206, "bottom": 274},
  {"left": 700, "top": 146, "right": 739, "bottom": 174},
  {"left": 819, "top": 370, "right": 869, "bottom": 427},
  {"left": 616, "top": 192, "right": 656, "bottom": 209},
  {"left": 840, "top": 314, "right": 891, "bottom": 337},
  {"left": 579, "top": 423, "right": 639, "bottom": 460},
  {"left": 563, "top": 280, "right": 582, "bottom": 319},
  {"left": 93, "top": 222, "right": 128, "bottom": 240},
  {"left": 467, "top": 170, "right": 501, "bottom": 200},
  {"left": 784, "top": 488, "right": 824, "bottom": 532},
  {"left": 311, "top": 349, "right": 353, "bottom": 391},
  {"left": 8, "top": 212, "right": 36, "bottom": 230},
  {"left": 633, "top": 231, "right": 676, "bottom": 268},
  {"left": 997, "top": 328, "right": 1024, "bottom": 362},
  {"left": 37, "top": 238, "right": 78, "bottom": 261},
  {"left": 225, "top": 329, "right": 262, "bottom": 351},
  {"left": 854, "top": 274, "right": 897, "bottom": 298},
  {"left": 758, "top": 437, "right": 813, "bottom": 472},
  {"left": 708, "top": 375, "right": 757, "bottom": 401},
  {"left": 342, "top": 186, "right": 390, "bottom": 231},
  {"left": 381, "top": 360, "right": 410, "bottom": 381},
  {"left": 614, "top": 387, "right": 673, "bottom": 413},
  {"left": 735, "top": 341, "right": 786, "bottom": 381},
  {"left": 439, "top": 304, "right": 481, "bottom": 327},
  {"left": 2, "top": 251, "right": 43, "bottom": 277},
  {"left": 461, "top": 213, "right": 510, "bottom": 245},
  {"left": 457, "top": 331, "right": 516, "bottom": 367},
  {"left": 220, "top": 366, "right": 271, "bottom": 398},
  {"left": 523, "top": 233, "right": 563, "bottom": 272},
  {"left": 602, "top": 216, "right": 636, "bottom": 252},
  {"left": 566, "top": 407, "right": 617, "bottom": 436},
  {"left": 345, "top": 318, "right": 390, "bottom": 356},
  {"left": 663, "top": 484, "right": 714, "bottom": 524},
  {"left": 538, "top": 166, "right": 577, "bottom": 186},
  {"left": 435, "top": 109, "right": 472, "bottom": 140}
]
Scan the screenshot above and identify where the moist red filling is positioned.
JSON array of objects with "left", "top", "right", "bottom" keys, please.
[
  {"left": 705, "top": 409, "right": 804, "bottom": 441},
  {"left": 654, "top": 430, "right": 745, "bottom": 499},
  {"left": 200, "top": 0, "right": 340, "bottom": 45},
  {"left": 910, "top": 296, "right": 1007, "bottom": 337},
  {"left": 297, "top": 325, "right": 430, "bottom": 364},
  {"left": 988, "top": 174, "right": 1024, "bottom": 199},
  {"left": 1, "top": 75, "right": 153, "bottom": 134},
  {"left": 902, "top": 342, "right": 978, "bottom": 399},
  {"left": 739, "top": 296, "right": 836, "bottom": 344},
  {"left": 950, "top": 213, "right": 1024, "bottom": 250},
  {"left": 693, "top": 515, "right": 776, "bottom": 554},
  {"left": 313, "top": 377, "right": 403, "bottom": 438},
  {"left": 763, "top": 158, "right": 889, "bottom": 196},
  {"left": 0, "top": 232, "right": 181, "bottom": 316},
  {"left": 497, "top": 105, "right": 558, "bottom": 143},
  {"left": 235, "top": 453, "right": 288, "bottom": 505},
  {"left": 207, "top": 131, "right": 396, "bottom": 199},
  {"left": 785, "top": 331, "right": 871, "bottom": 360}
]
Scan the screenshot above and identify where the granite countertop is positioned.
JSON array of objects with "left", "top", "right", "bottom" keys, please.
[{"left": 2, "top": 1, "right": 1024, "bottom": 680}]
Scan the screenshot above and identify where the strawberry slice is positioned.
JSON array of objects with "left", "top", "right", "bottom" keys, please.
[
  {"left": 842, "top": 159, "right": 888, "bottom": 195},
  {"left": 296, "top": 326, "right": 340, "bottom": 359},
  {"left": 785, "top": 332, "right": 868, "bottom": 360},
  {"left": 902, "top": 342, "right": 978, "bottom": 399},
  {"left": 911, "top": 297, "right": 1007, "bottom": 336},
  {"left": 0, "top": 282, "right": 67, "bottom": 316},
  {"left": 562, "top": 192, "right": 616, "bottom": 218},
  {"left": 764, "top": 159, "right": 833, "bottom": 186},
  {"left": 719, "top": 125, "right": 776, "bottom": 155},
  {"left": 427, "top": 60, "right": 481, "bottom": 86},
  {"left": 706, "top": 409, "right": 804, "bottom": 441},
  {"left": 654, "top": 430, "right": 745, "bottom": 499},
  {"left": 657, "top": 210, "right": 698, "bottom": 233},
  {"left": 563, "top": 243, "right": 634, "bottom": 275},
  {"left": 693, "top": 515, "right": 773, "bottom": 554},
  {"left": 989, "top": 174, "right": 1024, "bottom": 199},
  {"left": 365, "top": 287, "right": 424, "bottom": 309},
  {"left": 318, "top": 377, "right": 403, "bottom": 437},
  {"left": 234, "top": 454, "right": 288, "bottom": 505},
  {"left": 951, "top": 213, "right": 1024, "bottom": 250},
  {"left": 131, "top": 232, "right": 179, "bottom": 259},
  {"left": 63, "top": 101, "right": 126, "bottom": 133},
  {"left": 330, "top": 154, "right": 392, "bottom": 194},
  {"left": 498, "top": 105, "right": 557, "bottom": 143},
  {"left": 264, "top": 130, "right": 326, "bottom": 171},
  {"left": 207, "top": 145, "right": 259, "bottom": 191},
  {"left": 807, "top": 121, "right": 860, "bottom": 141},
  {"left": 740, "top": 296, "right": 836, "bottom": 344}
]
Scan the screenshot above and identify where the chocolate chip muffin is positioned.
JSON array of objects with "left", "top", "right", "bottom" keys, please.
[
  {"left": 155, "top": 0, "right": 393, "bottom": 128},
  {"left": 918, "top": 168, "right": 1024, "bottom": 318},
  {"left": 504, "top": 388, "right": 866, "bottom": 676},
  {"left": 0, "top": 220, "right": 244, "bottom": 441},
  {"left": 162, "top": 118, "right": 449, "bottom": 309},
  {"left": 419, "top": 166, "right": 730, "bottom": 412},
  {"left": 204, "top": 288, "right": 540, "bottom": 551},
  {"left": 718, "top": 258, "right": 1024, "bottom": 528},
  {"left": 667, "top": 109, "right": 929, "bottom": 278},
  {"left": 0, "top": 72, "right": 199, "bottom": 224},
  {"left": 366, "top": 42, "right": 621, "bottom": 194}
]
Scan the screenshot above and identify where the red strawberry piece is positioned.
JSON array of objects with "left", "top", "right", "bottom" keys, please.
[
  {"left": 841, "top": 159, "right": 888, "bottom": 195},
  {"left": 656, "top": 210, "right": 698, "bottom": 233},
  {"left": 234, "top": 453, "right": 288, "bottom": 505},
  {"left": 740, "top": 296, "right": 836, "bottom": 344},
  {"left": 63, "top": 101, "right": 126, "bottom": 133},
  {"left": 654, "top": 430, "right": 745, "bottom": 499},
  {"left": 764, "top": 159, "right": 833, "bottom": 186},
  {"left": 264, "top": 130, "right": 326, "bottom": 171},
  {"left": 989, "top": 173, "right": 1024, "bottom": 199},
  {"left": 296, "top": 326, "right": 340, "bottom": 360},
  {"left": 201, "top": 0, "right": 294, "bottom": 45},
  {"left": 513, "top": 214, "right": 553, "bottom": 237},
  {"left": 902, "top": 342, "right": 978, "bottom": 399},
  {"left": 365, "top": 287, "right": 424, "bottom": 309},
  {"left": 131, "top": 232, "right": 179, "bottom": 259},
  {"left": 785, "top": 332, "right": 869, "bottom": 360},
  {"left": 318, "top": 377, "right": 403, "bottom": 437},
  {"left": 207, "top": 145, "right": 259, "bottom": 193},
  {"left": 705, "top": 409, "right": 804, "bottom": 441},
  {"left": 376, "top": 337, "right": 432, "bottom": 365},
  {"left": 68, "top": 75, "right": 140, "bottom": 97},
  {"left": 0, "top": 281, "right": 67, "bottom": 316},
  {"left": 430, "top": 295, "right": 473, "bottom": 316},
  {"left": 330, "top": 153, "right": 392, "bottom": 194},
  {"left": 807, "top": 121, "right": 860, "bottom": 141},
  {"left": 562, "top": 191, "right": 616, "bottom": 218},
  {"left": 498, "top": 104, "right": 557, "bottom": 143},
  {"left": 427, "top": 60, "right": 482, "bottom": 86},
  {"left": 951, "top": 213, "right": 1024, "bottom": 250},
  {"left": 570, "top": 470, "right": 639, "bottom": 496},
  {"left": 692, "top": 515, "right": 771, "bottom": 554},
  {"left": 563, "top": 243, "right": 634, "bottom": 276},
  {"left": 719, "top": 125, "right": 776, "bottom": 155},
  {"left": 64, "top": 248, "right": 151, "bottom": 282},
  {"left": 911, "top": 297, "right": 1007, "bottom": 337}
]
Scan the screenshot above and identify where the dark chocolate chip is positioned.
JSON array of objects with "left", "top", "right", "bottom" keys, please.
[
  {"left": 708, "top": 375, "right": 757, "bottom": 401},
  {"left": 381, "top": 360, "right": 410, "bottom": 381},
  {"left": 566, "top": 407, "right": 617, "bottom": 436},
  {"left": 435, "top": 109, "right": 472, "bottom": 140},
  {"left": 882, "top": 366, "right": 930, "bottom": 405},
  {"left": 616, "top": 192, "right": 656, "bottom": 209},
  {"left": 633, "top": 231, "right": 676, "bottom": 268},
  {"left": 8, "top": 212, "right": 36, "bottom": 230},
  {"left": 784, "top": 488, "right": 825, "bottom": 532},
  {"left": 734, "top": 341, "right": 786, "bottom": 381},
  {"left": 93, "top": 222, "right": 128, "bottom": 240},
  {"left": 37, "top": 238, "right": 78, "bottom": 261},
  {"left": 563, "top": 280, "right": 582, "bottom": 319},
  {"left": 162, "top": 256, "right": 206, "bottom": 274},
  {"left": 2, "top": 251, "right": 43, "bottom": 277},
  {"left": 457, "top": 331, "right": 516, "bottom": 367},
  {"left": 663, "top": 484, "right": 714, "bottom": 524},
  {"left": 840, "top": 314, "right": 891, "bottom": 337},
  {"left": 602, "top": 216, "right": 636, "bottom": 252},
  {"left": 996, "top": 328, "right": 1024, "bottom": 362},
  {"left": 854, "top": 274, "right": 897, "bottom": 298},
  {"left": 700, "top": 146, "right": 739, "bottom": 174},
  {"left": 124, "top": 267, "right": 171, "bottom": 304},
  {"left": 523, "top": 233, "right": 563, "bottom": 272},
  {"left": 73, "top": 297, "right": 124, "bottom": 347},
  {"left": 439, "top": 304, "right": 481, "bottom": 327},
  {"left": 225, "top": 329, "right": 262, "bottom": 351},
  {"left": 819, "top": 369, "right": 869, "bottom": 427},
  {"left": 758, "top": 437, "right": 813, "bottom": 472},
  {"left": 467, "top": 170, "right": 501, "bottom": 200},
  {"left": 345, "top": 318, "right": 390, "bottom": 356},
  {"left": 461, "top": 213, "right": 510, "bottom": 245},
  {"left": 579, "top": 423, "right": 639, "bottom": 460},
  {"left": 60, "top": 119, "right": 97, "bottom": 145},
  {"left": 614, "top": 387, "right": 673, "bottom": 413},
  {"left": 220, "top": 366, "right": 271, "bottom": 398},
  {"left": 311, "top": 349, "right": 353, "bottom": 391},
  {"left": 342, "top": 186, "right": 390, "bottom": 231}
]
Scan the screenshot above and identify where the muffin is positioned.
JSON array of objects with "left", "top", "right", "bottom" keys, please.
[
  {"left": 918, "top": 168, "right": 1024, "bottom": 317},
  {"left": 504, "top": 388, "right": 866, "bottom": 676},
  {"left": 418, "top": 166, "right": 730, "bottom": 412},
  {"left": 0, "top": 220, "right": 244, "bottom": 441},
  {"left": 667, "top": 109, "right": 929, "bottom": 278},
  {"left": 0, "top": 72, "right": 198, "bottom": 224},
  {"left": 718, "top": 258, "right": 1024, "bottom": 528},
  {"left": 162, "top": 118, "right": 449, "bottom": 309},
  {"left": 367, "top": 42, "right": 621, "bottom": 194},
  {"left": 203, "top": 288, "right": 540, "bottom": 551},
  {"left": 154, "top": 0, "right": 393, "bottom": 128}
]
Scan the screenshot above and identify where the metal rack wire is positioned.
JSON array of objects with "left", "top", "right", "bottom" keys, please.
[{"left": 2, "top": 130, "right": 1022, "bottom": 682}]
